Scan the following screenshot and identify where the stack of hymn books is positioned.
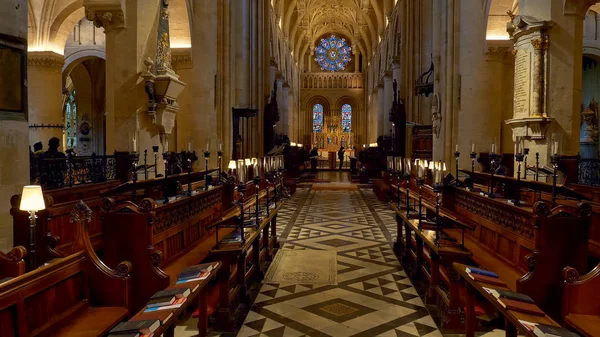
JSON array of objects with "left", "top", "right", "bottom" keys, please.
[
  {"left": 221, "top": 233, "right": 242, "bottom": 244},
  {"left": 176, "top": 263, "right": 216, "bottom": 284},
  {"left": 144, "top": 288, "right": 191, "bottom": 313},
  {"left": 483, "top": 287, "right": 545, "bottom": 316},
  {"left": 107, "top": 319, "right": 159, "bottom": 337},
  {"left": 464, "top": 266, "right": 505, "bottom": 286},
  {"left": 519, "top": 321, "right": 580, "bottom": 337}
]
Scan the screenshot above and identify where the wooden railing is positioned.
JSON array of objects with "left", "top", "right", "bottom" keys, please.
[{"left": 301, "top": 72, "right": 363, "bottom": 89}]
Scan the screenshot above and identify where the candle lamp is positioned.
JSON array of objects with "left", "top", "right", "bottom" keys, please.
[
  {"left": 551, "top": 153, "right": 560, "bottom": 207},
  {"left": 143, "top": 150, "right": 148, "bottom": 180},
  {"left": 253, "top": 174, "right": 261, "bottom": 230},
  {"left": 514, "top": 151, "right": 524, "bottom": 206},
  {"left": 162, "top": 153, "right": 170, "bottom": 204},
  {"left": 152, "top": 146, "right": 160, "bottom": 178},
  {"left": 416, "top": 175, "right": 425, "bottom": 231},
  {"left": 187, "top": 158, "right": 193, "bottom": 196},
  {"left": 433, "top": 182, "right": 443, "bottom": 246},
  {"left": 489, "top": 152, "right": 497, "bottom": 198},
  {"left": 404, "top": 158, "right": 411, "bottom": 218},
  {"left": 131, "top": 159, "right": 138, "bottom": 201},
  {"left": 20, "top": 185, "right": 45, "bottom": 269},
  {"left": 236, "top": 159, "right": 248, "bottom": 244},
  {"left": 455, "top": 148, "right": 460, "bottom": 185},
  {"left": 217, "top": 150, "right": 223, "bottom": 185},
  {"left": 204, "top": 150, "right": 210, "bottom": 191},
  {"left": 523, "top": 148, "right": 529, "bottom": 180},
  {"left": 535, "top": 152, "right": 540, "bottom": 182}
]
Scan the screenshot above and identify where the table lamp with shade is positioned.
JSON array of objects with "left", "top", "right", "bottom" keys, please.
[{"left": 19, "top": 185, "right": 45, "bottom": 269}]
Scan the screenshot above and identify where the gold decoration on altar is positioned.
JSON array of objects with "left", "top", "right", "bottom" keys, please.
[{"left": 313, "top": 115, "right": 354, "bottom": 151}]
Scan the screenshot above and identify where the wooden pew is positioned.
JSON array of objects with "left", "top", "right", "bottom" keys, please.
[
  {"left": 100, "top": 187, "right": 224, "bottom": 312},
  {"left": 0, "top": 246, "right": 27, "bottom": 280},
  {"left": 561, "top": 264, "right": 600, "bottom": 337},
  {"left": 0, "top": 201, "right": 132, "bottom": 337},
  {"left": 390, "top": 181, "right": 591, "bottom": 322}
]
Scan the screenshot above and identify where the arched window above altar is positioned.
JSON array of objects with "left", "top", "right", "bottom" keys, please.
[
  {"left": 313, "top": 104, "right": 324, "bottom": 132},
  {"left": 342, "top": 104, "right": 352, "bottom": 132}
]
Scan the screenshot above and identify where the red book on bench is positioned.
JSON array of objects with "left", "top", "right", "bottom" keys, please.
[
  {"left": 467, "top": 273, "right": 506, "bottom": 286},
  {"left": 498, "top": 298, "right": 545, "bottom": 316}
]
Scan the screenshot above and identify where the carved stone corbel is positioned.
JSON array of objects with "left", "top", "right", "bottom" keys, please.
[{"left": 83, "top": 0, "right": 125, "bottom": 31}]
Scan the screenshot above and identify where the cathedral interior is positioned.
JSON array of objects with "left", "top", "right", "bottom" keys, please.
[{"left": 1, "top": 0, "right": 600, "bottom": 336}]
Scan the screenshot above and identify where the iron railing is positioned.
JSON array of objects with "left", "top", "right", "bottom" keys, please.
[{"left": 30, "top": 153, "right": 117, "bottom": 189}]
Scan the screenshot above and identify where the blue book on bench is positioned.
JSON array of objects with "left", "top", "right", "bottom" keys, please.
[{"left": 466, "top": 266, "right": 499, "bottom": 278}]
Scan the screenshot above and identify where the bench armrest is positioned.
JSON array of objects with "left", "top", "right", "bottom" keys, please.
[
  {"left": 0, "top": 246, "right": 27, "bottom": 277},
  {"left": 562, "top": 265, "right": 600, "bottom": 318}
]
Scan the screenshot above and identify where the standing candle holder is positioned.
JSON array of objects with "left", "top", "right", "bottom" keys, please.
[
  {"left": 204, "top": 151, "right": 210, "bottom": 191},
  {"left": 470, "top": 151, "right": 476, "bottom": 174},
  {"left": 514, "top": 152, "right": 524, "bottom": 206},
  {"left": 237, "top": 183, "right": 247, "bottom": 244},
  {"left": 535, "top": 152, "right": 540, "bottom": 182},
  {"left": 433, "top": 183, "right": 443, "bottom": 246},
  {"left": 489, "top": 153, "right": 497, "bottom": 198},
  {"left": 153, "top": 146, "right": 160, "bottom": 178},
  {"left": 416, "top": 177, "right": 425, "bottom": 230},
  {"left": 162, "top": 154, "right": 170, "bottom": 204},
  {"left": 404, "top": 172, "right": 411, "bottom": 217},
  {"left": 131, "top": 159, "right": 138, "bottom": 201},
  {"left": 523, "top": 148, "right": 529, "bottom": 180},
  {"left": 186, "top": 158, "right": 192, "bottom": 196},
  {"left": 454, "top": 150, "right": 460, "bottom": 184},
  {"left": 253, "top": 175, "right": 261, "bottom": 229},
  {"left": 217, "top": 150, "right": 223, "bottom": 185},
  {"left": 144, "top": 150, "right": 148, "bottom": 180},
  {"left": 551, "top": 154, "right": 560, "bottom": 207}
]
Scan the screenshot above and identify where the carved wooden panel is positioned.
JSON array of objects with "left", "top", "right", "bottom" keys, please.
[
  {"left": 0, "top": 305, "right": 17, "bottom": 337},
  {"left": 153, "top": 189, "right": 221, "bottom": 235},
  {"left": 497, "top": 236, "right": 516, "bottom": 264}
]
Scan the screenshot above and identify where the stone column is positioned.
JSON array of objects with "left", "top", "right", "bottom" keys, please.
[
  {"left": 308, "top": 47, "right": 314, "bottom": 72},
  {"left": 370, "top": 88, "right": 380, "bottom": 143},
  {"left": 354, "top": 49, "right": 360, "bottom": 72},
  {"left": 27, "top": 52, "right": 65, "bottom": 149},
  {"left": 383, "top": 71, "right": 394, "bottom": 136},
  {"left": 377, "top": 81, "right": 385, "bottom": 137},
  {"left": 288, "top": 89, "right": 296, "bottom": 141},
  {"left": 281, "top": 82, "right": 290, "bottom": 137},
  {"left": 274, "top": 73, "right": 284, "bottom": 134},
  {"left": 391, "top": 56, "right": 402, "bottom": 86}
]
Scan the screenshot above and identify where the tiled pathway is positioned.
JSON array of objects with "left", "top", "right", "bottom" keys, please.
[{"left": 235, "top": 188, "right": 443, "bottom": 337}]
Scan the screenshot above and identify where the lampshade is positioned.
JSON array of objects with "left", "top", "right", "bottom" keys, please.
[
  {"left": 297, "top": 143, "right": 303, "bottom": 148},
  {"left": 228, "top": 160, "right": 237, "bottom": 170},
  {"left": 290, "top": 142, "right": 297, "bottom": 146},
  {"left": 20, "top": 185, "right": 45, "bottom": 211},
  {"left": 245, "top": 158, "right": 252, "bottom": 166},
  {"left": 252, "top": 158, "right": 258, "bottom": 167}
]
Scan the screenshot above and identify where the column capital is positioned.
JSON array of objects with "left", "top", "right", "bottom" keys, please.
[
  {"left": 84, "top": 3, "right": 125, "bottom": 31},
  {"left": 27, "top": 51, "right": 64, "bottom": 69},
  {"left": 282, "top": 82, "right": 290, "bottom": 89},
  {"left": 383, "top": 70, "right": 393, "bottom": 81},
  {"left": 391, "top": 56, "right": 401, "bottom": 69},
  {"left": 531, "top": 37, "right": 549, "bottom": 50},
  {"left": 276, "top": 71, "right": 285, "bottom": 82},
  {"left": 377, "top": 81, "right": 384, "bottom": 89},
  {"left": 270, "top": 57, "right": 279, "bottom": 69}
]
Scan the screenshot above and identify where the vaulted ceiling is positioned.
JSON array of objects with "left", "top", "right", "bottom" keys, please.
[{"left": 277, "top": 0, "right": 386, "bottom": 61}]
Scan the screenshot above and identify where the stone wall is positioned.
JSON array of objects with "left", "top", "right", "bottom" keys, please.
[{"left": 0, "top": 0, "right": 29, "bottom": 252}]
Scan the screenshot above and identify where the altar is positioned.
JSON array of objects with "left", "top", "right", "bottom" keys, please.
[{"left": 313, "top": 116, "right": 354, "bottom": 169}]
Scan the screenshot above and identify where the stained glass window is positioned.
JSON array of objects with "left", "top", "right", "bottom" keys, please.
[
  {"left": 314, "top": 35, "right": 352, "bottom": 72},
  {"left": 342, "top": 104, "right": 352, "bottom": 132},
  {"left": 313, "top": 104, "right": 324, "bottom": 132},
  {"left": 64, "top": 90, "right": 77, "bottom": 149}
]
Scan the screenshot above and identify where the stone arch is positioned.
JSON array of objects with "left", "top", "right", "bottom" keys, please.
[{"left": 49, "top": 0, "right": 84, "bottom": 53}]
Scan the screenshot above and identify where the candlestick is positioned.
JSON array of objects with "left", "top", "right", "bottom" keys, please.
[
  {"left": 523, "top": 148, "right": 529, "bottom": 180},
  {"left": 217, "top": 150, "right": 223, "bottom": 185},
  {"left": 551, "top": 154, "right": 560, "bottom": 207},
  {"left": 514, "top": 152, "right": 524, "bottom": 206},
  {"left": 433, "top": 182, "right": 443, "bottom": 246},
  {"left": 471, "top": 142, "right": 475, "bottom": 153},
  {"left": 153, "top": 146, "right": 159, "bottom": 178},
  {"left": 187, "top": 158, "right": 193, "bottom": 196},
  {"left": 144, "top": 150, "right": 148, "bottom": 180},
  {"left": 204, "top": 151, "right": 210, "bottom": 191},
  {"left": 416, "top": 177, "right": 424, "bottom": 230}
]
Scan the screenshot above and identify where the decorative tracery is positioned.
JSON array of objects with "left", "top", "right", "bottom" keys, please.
[
  {"left": 341, "top": 104, "right": 352, "bottom": 132},
  {"left": 313, "top": 103, "right": 324, "bottom": 132},
  {"left": 314, "top": 35, "right": 352, "bottom": 72}
]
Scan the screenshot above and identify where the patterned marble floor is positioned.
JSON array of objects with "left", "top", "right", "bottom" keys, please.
[{"left": 234, "top": 188, "right": 443, "bottom": 337}]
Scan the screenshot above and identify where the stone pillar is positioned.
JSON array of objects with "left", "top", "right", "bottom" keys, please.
[
  {"left": 391, "top": 56, "right": 402, "bottom": 86},
  {"left": 27, "top": 52, "right": 65, "bottom": 150},
  {"left": 308, "top": 47, "right": 314, "bottom": 72},
  {"left": 377, "top": 81, "right": 385, "bottom": 137},
  {"left": 281, "top": 83, "right": 290, "bottom": 137},
  {"left": 370, "top": 88, "right": 380, "bottom": 143},
  {"left": 275, "top": 74, "right": 284, "bottom": 134},
  {"left": 383, "top": 71, "right": 394, "bottom": 136},
  {"left": 354, "top": 49, "right": 359, "bottom": 72},
  {"left": 288, "top": 89, "right": 296, "bottom": 141},
  {"left": 189, "top": 0, "right": 219, "bottom": 164},
  {"left": 0, "top": 0, "right": 29, "bottom": 251}
]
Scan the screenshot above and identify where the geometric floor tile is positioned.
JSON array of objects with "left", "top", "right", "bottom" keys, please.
[{"left": 215, "top": 182, "right": 442, "bottom": 337}]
